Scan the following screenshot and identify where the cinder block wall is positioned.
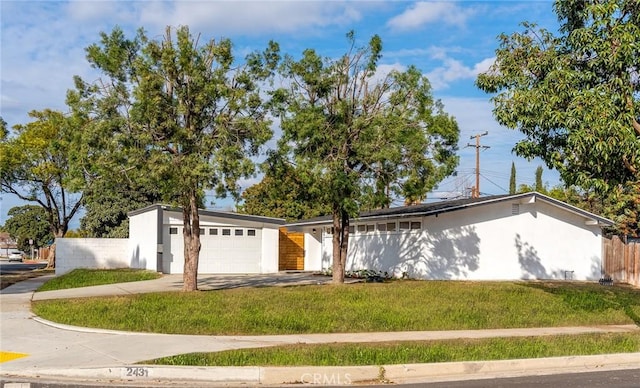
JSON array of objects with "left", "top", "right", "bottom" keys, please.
[{"left": 55, "top": 238, "right": 129, "bottom": 275}]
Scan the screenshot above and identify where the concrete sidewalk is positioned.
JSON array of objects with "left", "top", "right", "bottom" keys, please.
[{"left": 1, "top": 275, "right": 639, "bottom": 386}]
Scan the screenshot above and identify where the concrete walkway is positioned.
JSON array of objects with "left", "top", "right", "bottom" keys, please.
[{"left": 1, "top": 274, "right": 639, "bottom": 386}]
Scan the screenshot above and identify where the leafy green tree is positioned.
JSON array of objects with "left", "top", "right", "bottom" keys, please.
[
  {"left": 535, "top": 166, "right": 544, "bottom": 193},
  {"left": 476, "top": 0, "right": 640, "bottom": 226},
  {"left": 509, "top": 162, "right": 516, "bottom": 194},
  {"left": 239, "top": 155, "right": 331, "bottom": 221},
  {"left": 4, "top": 205, "right": 54, "bottom": 253},
  {"left": 64, "top": 229, "right": 88, "bottom": 238},
  {"left": 517, "top": 166, "right": 549, "bottom": 195},
  {"left": 0, "top": 110, "right": 88, "bottom": 239},
  {"left": 69, "top": 26, "right": 279, "bottom": 291},
  {"left": 80, "top": 178, "right": 162, "bottom": 238},
  {"left": 272, "top": 32, "right": 459, "bottom": 283},
  {"left": 0, "top": 117, "right": 7, "bottom": 140}
]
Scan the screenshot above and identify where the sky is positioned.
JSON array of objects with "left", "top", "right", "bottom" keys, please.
[{"left": 0, "top": 0, "right": 563, "bottom": 227}]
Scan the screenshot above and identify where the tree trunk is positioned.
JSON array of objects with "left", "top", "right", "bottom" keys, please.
[
  {"left": 182, "top": 192, "right": 201, "bottom": 291},
  {"left": 45, "top": 230, "right": 65, "bottom": 269},
  {"left": 46, "top": 243, "right": 56, "bottom": 269},
  {"left": 331, "top": 208, "right": 350, "bottom": 284}
]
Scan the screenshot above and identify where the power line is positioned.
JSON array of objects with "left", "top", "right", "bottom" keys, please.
[{"left": 479, "top": 172, "right": 508, "bottom": 193}]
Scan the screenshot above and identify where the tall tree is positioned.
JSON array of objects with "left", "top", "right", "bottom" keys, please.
[
  {"left": 509, "top": 162, "right": 516, "bottom": 194},
  {"left": 0, "top": 110, "right": 88, "bottom": 241},
  {"left": 239, "top": 155, "right": 331, "bottom": 221},
  {"left": 81, "top": 178, "right": 161, "bottom": 238},
  {"left": 69, "top": 26, "right": 279, "bottom": 291},
  {"left": 476, "top": 0, "right": 640, "bottom": 219},
  {"left": 4, "top": 205, "right": 54, "bottom": 253},
  {"left": 272, "top": 32, "right": 459, "bottom": 283},
  {"left": 0, "top": 117, "right": 7, "bottom": 140},
  {"left": 517, "top": 166, "right": 550, "bottom": 194},
  {"left": 535, "top": 166, "right": 544, "bottom": 193}
]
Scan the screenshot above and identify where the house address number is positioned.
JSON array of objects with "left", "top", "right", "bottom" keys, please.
[{"left": 124, "top": 367, "right": 149, "bottom": 377}]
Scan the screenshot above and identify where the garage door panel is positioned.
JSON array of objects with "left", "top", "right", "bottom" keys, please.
[
  {"left": 163, "top": 226, "right": 262, "bottom": 274},
  {"left": 199, "top": 228, "right": 262, "bottom": 273}
]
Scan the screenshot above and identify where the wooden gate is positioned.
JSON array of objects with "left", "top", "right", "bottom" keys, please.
[
  {"left": 603, "top": 236, "right": 640, "bottom": 287},
  {"left": 279, "top": 228, "right": 304, "bottom": 271}
]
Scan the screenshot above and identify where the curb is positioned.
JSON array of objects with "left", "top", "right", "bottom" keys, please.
[{"left": 3, "top": 353, "right": 639, "bottom": 386}]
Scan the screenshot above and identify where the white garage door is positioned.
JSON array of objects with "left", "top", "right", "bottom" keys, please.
[{"left": 163, "top": 226, "right": 262, "bottom": 274}]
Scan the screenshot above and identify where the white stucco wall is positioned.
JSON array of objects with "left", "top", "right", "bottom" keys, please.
[
  {"left": 260, "top": 227, "right": 279, "bottom": 273},
  {"left": 128, "top": 207, "right": 161, "bottom": 272},
  {"left": 304, "top": 230, "right": 323, "bottom": 271},
  {"left": 316, "top": 198, "right": 604, "bottom": 281},
  {"left": 55, "top": 238, "right": 129, "bottom": 275}
]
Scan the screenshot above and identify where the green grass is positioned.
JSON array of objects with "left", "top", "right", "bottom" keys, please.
[
  {"left": 37, "top": 268, "right": 162, "bottom": 291},
  {"left": 32, "top": 281, "right": 640, "bottom": 335},
  {"left": 144, "top": 332, "right": 640, "bottom": 366}
]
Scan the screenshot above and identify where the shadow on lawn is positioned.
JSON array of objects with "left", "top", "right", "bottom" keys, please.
[{"left": 521, "top": 281, "right": 640, "bottom": 326}]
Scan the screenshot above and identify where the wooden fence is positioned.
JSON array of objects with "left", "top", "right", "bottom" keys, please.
[{"left": 602, "top": 236, "right": 640, "bottom": 287}]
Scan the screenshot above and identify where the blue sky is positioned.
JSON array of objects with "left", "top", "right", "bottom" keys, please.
[{"left": 1, "top": 0, "right": 562, "bottom": 227}]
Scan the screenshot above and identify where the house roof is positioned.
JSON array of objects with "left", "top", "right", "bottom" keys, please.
[
  {"left": 285, "top": 192, "right": 615, "bottom": 228},
  {"left": 0, "top": 232, "right": 18, "bottom": 249},
  {"left": 128, "top": 204, "right": 286, "bottom": 226}
]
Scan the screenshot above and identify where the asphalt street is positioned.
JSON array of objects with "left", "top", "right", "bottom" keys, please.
[
  {"left": 1, "top": 273, "right": 639, "bottom": 387},
  {"left": 0, "top": 261, "right": 47, "bottom": 275}
]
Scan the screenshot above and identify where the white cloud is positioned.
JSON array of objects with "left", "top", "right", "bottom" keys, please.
[
  {"left": 372, "top": 62, "right": 406, "bottom": 83},
  {"left": 66, "top": 1, "right": 119, "bottom": 22},
  {"left": 387, "top": 2, "right": 474, "bottom": 31},
  {"left": 426, "top": 55, "right": 494, "bottom": 90},
  {"left": 473, "top": 57, "right": 495, "bottom": 74},
  {"left": 139, "top": 2, "right": 364, "bottom": 36}
]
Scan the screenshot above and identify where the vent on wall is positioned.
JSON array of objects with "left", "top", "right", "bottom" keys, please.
[{"left": 512, "top": 204, "right": 520, "bottom": 215}]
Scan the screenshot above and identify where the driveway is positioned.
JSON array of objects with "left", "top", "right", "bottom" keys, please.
[{"left": 31, "top": 272, "right": 333, "bottom": 301}]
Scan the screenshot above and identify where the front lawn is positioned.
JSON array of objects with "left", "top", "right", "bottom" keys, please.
[
  {"left": 145, "top": 332, "right": 640, "bottom": 366},
  {"left": 36, "top": 268, "right": 162, "bottom": 292},
  {"left": 32, "top": 280, "right": 640, "bottom": 335}
]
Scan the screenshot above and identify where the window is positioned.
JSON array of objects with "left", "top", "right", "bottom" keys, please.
[
  {"left": 199, "top": 228, "right": 205, "bottom": 235},
  {"left": 399, "top": 221, "right": 421, "bottom": 230},
  {"left": 386, "top": 222, "right": 397, "bottom": 232},
  {"left": 209, "top": 228, "right": 218, "bottom": 235},
  {"left": 247, "top": 229, "right": 256, "bottom": 236},
  {"left": 222, "top": 229, "right": 231, "bottom": 236},
  {"left": 348, "top": 226, "right": 355, "bottom": 234},
  {"left": 377, "top": 223, "right": 387, "bottom": 232},
  {"left": 235, "top": 229, "right": 244, "bottom": 236},
  {"left": 357, "top": 225, "right": 366, "bottom": 233},
  {"left": 366, "top": 224, "right": 375, "bottom": 233},
  {"left": 169, "top": 227, "right": 178, "bottom": 235}
]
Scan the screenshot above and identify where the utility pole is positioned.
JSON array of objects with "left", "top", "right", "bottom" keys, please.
[{"left": 466, "top": 132, "right": 490, "bottom": 198}]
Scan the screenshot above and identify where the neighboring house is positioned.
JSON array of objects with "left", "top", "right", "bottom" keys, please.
[
  {"left": 55, "top": 204, "right": 284, "bottom": 275},
  {"left": 0, "top": 232, "right": 18, "bottom": 257},
  {"left": 285, "top": 192, "right": 614, "bottom": 281}
]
